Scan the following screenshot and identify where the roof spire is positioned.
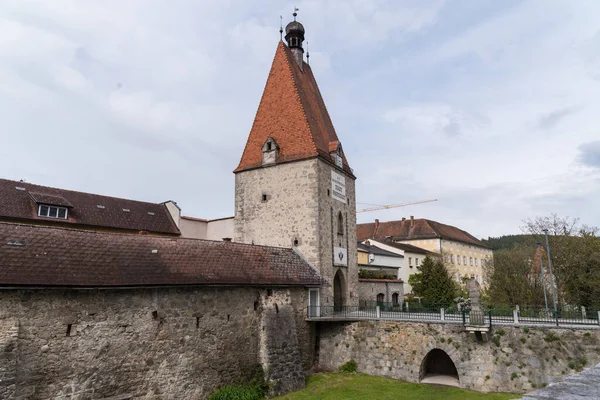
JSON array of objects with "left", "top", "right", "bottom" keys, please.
[
  {"left": 306, "top": 41, "right": 310, "bottom": 64},
  {"left": 279, "top": 15, "right": 283, "bottom": 40},
  {"left": 293, "top": 6, "right": 299, "bottom": 21}
]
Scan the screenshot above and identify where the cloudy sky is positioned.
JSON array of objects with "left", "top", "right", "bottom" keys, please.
[{"left": 1, "top": 0, "right": 599, "bottom": 238}]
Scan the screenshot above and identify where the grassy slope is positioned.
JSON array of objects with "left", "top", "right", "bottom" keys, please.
[{"left": 275, "top": 373, "right": 516, "bottom": 400}]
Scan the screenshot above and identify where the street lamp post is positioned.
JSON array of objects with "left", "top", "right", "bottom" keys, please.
[
  {"left": 543, "top": 229, "right": 559, "bottom": 319},
  {"left": 537, "top": 242, "right": 549, "bottom": 315}
]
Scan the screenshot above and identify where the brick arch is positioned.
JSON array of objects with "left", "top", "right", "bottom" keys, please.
[{"left": 419, "top": 348, "right": 460, "bottom": 387}]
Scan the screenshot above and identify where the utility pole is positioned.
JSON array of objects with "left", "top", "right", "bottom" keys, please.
[
  {"left": 543, "top": 229, "right": 559, "bottom": 318},
  {"left": 537, "top": 242, "right": 549, "bottom": 315}
]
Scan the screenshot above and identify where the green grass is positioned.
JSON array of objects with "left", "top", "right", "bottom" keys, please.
[{"left": 275, "top": 373, "right": 515, "bottom": 400}]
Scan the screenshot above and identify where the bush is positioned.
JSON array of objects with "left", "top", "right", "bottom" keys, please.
[
  {"left": 523, "top": 327, "right": 530, "bottom": 334},
  {"left": 544, "top": 332, "right": 560, "bottom": 342},
  {"left": 496, "top": 329, "right": 506, "bottom": 336},
  {"left": 492, "top": 336, "right": 501, "bottom": 347},
  {"left": 208, "top": 385, "right": 263, "bottom": 400},
  {"left": 340, "top": 360, "right": 358, "bottom": 373},
  {"left": 358, "top": 269, "right": 396, "bottom": 280}
]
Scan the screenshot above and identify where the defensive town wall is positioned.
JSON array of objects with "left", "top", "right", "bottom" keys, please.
[
  {"left": 318, "top": 320, "right": 600, "bottom": 394},
  {"left": 0, "top": 286, "right": 314, "bottom": 399}
]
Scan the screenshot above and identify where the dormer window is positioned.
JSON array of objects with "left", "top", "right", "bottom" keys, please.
[
  {"left": 262, "top": 137, "right": 279, "bottom": 166},
  {"left": 38, "top": 204, "right": 68, "bottom": 219}
]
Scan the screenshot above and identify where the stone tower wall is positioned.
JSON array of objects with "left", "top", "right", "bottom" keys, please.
[{"left": 234, "top": 158, "right": 358, "bottom": 307}]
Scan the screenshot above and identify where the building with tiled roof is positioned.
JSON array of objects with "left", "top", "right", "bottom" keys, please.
[
  {"left": 0, "top": 222, "right": 321, "bottom": 287},
  {"left": 357, "top": 216, "right": 493, "bottom": 284},
  {"left": 0, "top": 178, "right": 180, "bottom": 235}
]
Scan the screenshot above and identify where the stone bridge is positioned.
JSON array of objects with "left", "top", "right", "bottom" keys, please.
[{"left": 315, "top": 319, "right": 600, "bottom": 395}]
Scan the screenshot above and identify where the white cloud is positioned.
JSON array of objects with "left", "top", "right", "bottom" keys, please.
[{"left": 0, "top": 0, "right": 598, "bottom": 236}]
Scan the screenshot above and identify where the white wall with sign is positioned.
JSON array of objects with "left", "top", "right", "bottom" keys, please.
[
  {"left": 333, "top": 247, "right": 348, "bottom": 266},
  {"left": 331, "top": 171, "right": 346, "bottom": 204}
]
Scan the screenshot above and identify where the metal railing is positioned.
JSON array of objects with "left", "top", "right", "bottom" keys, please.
[{"left": 307, "top": 303, "right": 600, "bottom": 328}]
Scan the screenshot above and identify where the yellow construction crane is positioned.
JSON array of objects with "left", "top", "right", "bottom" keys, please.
[{"left": 356, "top": 199, "right": 438, "bottom": 213}]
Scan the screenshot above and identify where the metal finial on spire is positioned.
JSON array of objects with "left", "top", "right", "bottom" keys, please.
[
  {"left": 306, "top": 41, "right": 310, "bottom": 64},
  {"left": 293, "top": 6, "right": 299, "bottom": 21},
  {"left": 279, "top": 15, "right": 283, "bottom": 39}
]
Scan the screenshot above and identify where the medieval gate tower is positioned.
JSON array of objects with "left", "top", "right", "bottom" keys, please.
[{"left": 234, "top": 15, "right": 358, "bottom": 309}]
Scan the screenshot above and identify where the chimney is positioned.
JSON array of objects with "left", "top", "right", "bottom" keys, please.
[
  {"left": 222, "top": 237, "right": 232, "bottom": 242},
  {"left": 410, "top": 216, "right": 414, "bottom": 227},
  {"left": 401, "top": 217, "right": 406, "bottom": 221},
  {"left": 374, "top": 219, "right": 380, "bottom": 238},
  {"left": 365, "top": 240, "right": 371, "bottom": 247}
]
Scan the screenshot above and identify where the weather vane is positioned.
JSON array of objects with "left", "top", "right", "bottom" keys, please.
[{"left": 293, "top": 6, "right": 299, "bottom": 21}]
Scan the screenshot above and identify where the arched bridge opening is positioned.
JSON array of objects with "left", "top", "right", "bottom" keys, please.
[{"left": 419, "top": 348, "right": 460, "bottom": 387}]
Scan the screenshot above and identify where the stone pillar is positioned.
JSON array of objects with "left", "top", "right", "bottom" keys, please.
[
  {"left": 513, "top": 309, "right": 519, "bottom": 324},
  {"left": 440, "top": 308, "right": 445, "bottom": 322},
  {"left": 259, "top": 289, "right": 305, "bottom": 396},
  {"left": 376, "top": 306, "right": 381, "bottom": 319}
]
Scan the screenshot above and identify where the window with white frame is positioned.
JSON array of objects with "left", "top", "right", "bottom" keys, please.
[
  {"left": 463, "top": 256, "right": 467, "bottom": 265},
  {"left": 457, "top": 256, "right": 461, "bottom": 265},
  {"left": 416, "top": 258, "right": 420, "bottom": 266},
  {"left": 470, "top": 257, "right": 473, "bottom": 266},
  {"left": 38, "top": 204, "right": 68, "bottom": 219}
]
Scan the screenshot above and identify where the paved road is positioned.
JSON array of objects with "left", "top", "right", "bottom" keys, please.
[{"left": 521, "top": 363, "right": 600, "bottom": 399}]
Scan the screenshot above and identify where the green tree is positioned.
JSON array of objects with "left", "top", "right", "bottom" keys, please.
[
  {"left": 482, "top": 245, "right": 546, "bottom": 307},
  {"left": 521, "top": 214, "right": 600, "bottom": 307},
  {"left": 408, "top": 255, "right": 457, "bottom": 307}
]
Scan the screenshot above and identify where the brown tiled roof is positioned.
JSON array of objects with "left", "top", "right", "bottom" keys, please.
[
  {"left": 357, "top": 218, "right": 488, "bottom": 248},
  {"left": 357, "top": 242, "right": 404, "bottom": 258},
  {"left": 234, "top": 41, "right": 354, "bottom": 178},
  {"left": 0, "top": 178, "right": 180, "bottom": 235},
  {"left": 0, "top": 222, "right": 322, "bottom": 287}
]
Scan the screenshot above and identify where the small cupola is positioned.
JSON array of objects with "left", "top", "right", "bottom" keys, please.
[
  {"left": 285, "top": 11, "right": 305, "bottom": 69},
  {"left": 262, "top": 137, "right": 279, "bottom": 166}
]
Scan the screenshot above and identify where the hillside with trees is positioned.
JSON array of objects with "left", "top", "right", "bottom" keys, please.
[{"left": 482, "top": 214, "right": 600, "bottom": 307}]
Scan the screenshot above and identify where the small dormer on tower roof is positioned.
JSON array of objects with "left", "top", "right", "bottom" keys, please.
[{"left": 262, "top": 136, "right": 279, "bottom": 166}]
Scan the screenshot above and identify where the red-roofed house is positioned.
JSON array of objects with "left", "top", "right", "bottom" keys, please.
[{"left": 357, "top": 216, "right": 493, "bottom": 283}]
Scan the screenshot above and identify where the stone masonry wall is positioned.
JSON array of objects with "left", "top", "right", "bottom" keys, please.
[
  {"left": 234, "top": 159, "right": 320, "bottom": 268},
  {"left": 259, "top": 289, "right": 305, "bottom": 395},
  {"left": 318, "top": 320, "right": 600, "bottom": 395},
  {"left": 0, "top": 286, "right": 313, "bottom": 400},
  {"left": 0, "top": 319, "right": 19, "bottom": 400},
  {"left": 234, "top": 158, "right": 358, "bottom": 309},
  {"left": 316, "top": 159, "right": 358, "bottom": 308},
  {"left": 358, "top": 280, "right": 404, "bottom": 304}
]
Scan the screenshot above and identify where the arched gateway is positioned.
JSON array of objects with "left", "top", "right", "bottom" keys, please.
[
  {"left": 419, "top": 348, "right": 460, "bottom": 387},
  {"left": 333, "top": 269, "right": 345, "bottom": 311}
]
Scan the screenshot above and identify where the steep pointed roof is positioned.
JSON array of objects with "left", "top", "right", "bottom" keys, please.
[{"left": 234, "top": 41, "right": 354, "bottom": 178}]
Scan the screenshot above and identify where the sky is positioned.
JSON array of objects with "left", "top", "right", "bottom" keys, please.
[{"left": 1, "top": 0, "right": 599, "bottom": 238}]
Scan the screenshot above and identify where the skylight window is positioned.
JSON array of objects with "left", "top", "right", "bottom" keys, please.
[
  {"left": 97, "top": 205, "right": 105, "bottom": 209},
  {"left": 147, "top": 212, "right": 155, "bottom": 215},
  {"left": 122, "top": 208, "right": 130, "bottom": 212},
  {"left": 15, "top": 186, "right": 26, "bottom": 191},
  {"left": 38, "top": 204, "right": 68, "bottom": 219}
]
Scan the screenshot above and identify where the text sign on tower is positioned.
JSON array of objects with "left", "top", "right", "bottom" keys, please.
[
  {"left": 333, "top": 247, "right": 348, "bottom": 266},
  {"left": 331, "top": 171, "right": 346, "bottom": 204}
]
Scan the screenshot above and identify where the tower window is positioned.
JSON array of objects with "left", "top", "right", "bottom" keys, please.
[
  {"left": 337, "top": 212, "right": 344, "bottom": 235},
  {"left": 261, "top": 193, "right": 268, "bottom": 202}
]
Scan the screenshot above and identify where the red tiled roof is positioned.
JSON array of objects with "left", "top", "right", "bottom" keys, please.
[
  {"left": 0, "top": 222, "right": 322, "bottom": 287},
  {"left": 0, "top": 178, "right": 179, "bottom": 235},
  {"left": 357, "top": 218, "right": 487, "bottom": 248},
  {"left": 234, "top": 41, "right": 354, "bottom": 177}
]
